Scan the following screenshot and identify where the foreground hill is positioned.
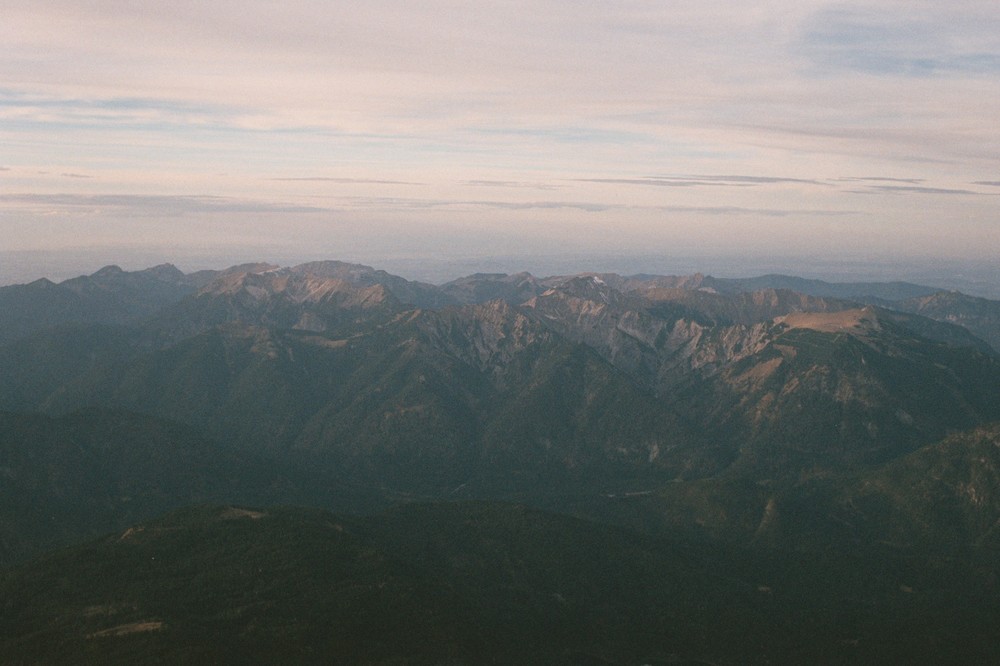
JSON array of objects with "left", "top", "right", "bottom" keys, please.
[
  {"left": 3, "top": 502, "right": 998, "bottom": 665},
  {"left": 0, "top": 409, "right": 389, "bottom": 565},
  {"left": 571, "top": 423, "right": 1000, "bottom": 556}
]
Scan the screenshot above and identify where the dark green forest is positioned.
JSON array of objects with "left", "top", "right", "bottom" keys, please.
[{"left": 4, "top": 262, "right": 1000, "bottom": 663}]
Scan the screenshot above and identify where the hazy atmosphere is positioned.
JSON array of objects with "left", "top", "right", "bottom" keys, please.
[
  {"left": 7, "top": 5, "right": 1000, "bottom": 662},
  {"left": 3, "top": 1, "right": 999, "bottom": 287}
]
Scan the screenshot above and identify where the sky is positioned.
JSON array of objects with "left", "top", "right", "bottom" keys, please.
[{"left": 2, "top": 1, "right": 999, "bottom": 286}]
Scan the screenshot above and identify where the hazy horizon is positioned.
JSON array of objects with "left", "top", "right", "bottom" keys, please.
[
  {"left": 3, "top": 2, "right": 999, "bottom": 287},
  {"left": 4, "top": 247, "right": 1000, "bottom": 300}
]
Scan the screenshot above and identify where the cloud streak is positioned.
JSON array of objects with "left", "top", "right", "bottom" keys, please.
[
  {"left": 574, "top": 175, "right": 829, "bottom": 188},
  {"left": 1, "top": 193, "right": 329, "bottom": 215},
  {"left": 864, "top": 185, "right": 995, "bottom": 196},
  {"left": 835, "top": 177, "right": 925, "bottom": 184},
  {"left": 462, "top": 180, "right": 561, "bottom": 191},
  {"left": 268, "top": 177, "right": 421, "bottom": 185},
  {"left": 329, "top": 196, "right": 855, "bottom": 218},
  {"left": 652, "top": 206, "right": 856, "bottom": 218}
]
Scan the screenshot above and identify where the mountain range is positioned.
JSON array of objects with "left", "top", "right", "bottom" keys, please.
[{"left": 3, "top": 260, "right": 1000, "bottom": 663}]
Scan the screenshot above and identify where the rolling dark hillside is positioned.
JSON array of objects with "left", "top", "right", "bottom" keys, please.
[
  {"left": 32, "top": 303, "right": 681, "bottom": 494},
  {"left": 2, "top": 502, "right": 998, "bottom": 665},
  {"left": 0, "top": 324, "right": 140, "bottom": 412},
  {"left": 0, "top": 409, "right": 389, "bottom": 566},
  {"left": 569, "top": 424, "right": 1000, "bottom": 556},
  {"left": 815, "top": 423, "right": 1000, "bottom": 553}
]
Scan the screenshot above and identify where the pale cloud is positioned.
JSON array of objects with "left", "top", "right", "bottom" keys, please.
[
  {"left": 574, "top": 175, "right": 831, "bottom": 189},
  {"left": 5, "top": 3, "right": 998, "bottom": 164},
  {"left": 1, "top": 193, "right": 329, "bottom": 215},
  {"left": 2, "top": 1, "right": 1000, "bottom": 271},
  {"left": 652, "top": 206, "right": 855, "bottom": 218},
  {"left": 1, "top": 191, "right": 856, "bottom": 221},
  {"left": 462, "top": 180, "right": 562, "bottom": 191},
  {"left": 317, "top": 196, "right": 618, "bottom": 213},
  {"left": 574, "top": 178, "right": 747, "bottom": 189},
  {"left": 798, "top": 5, "right": 1000, "bottom": 77},
  {"left": 835, "top": 177, "right": 925, "bottom": 184},
  {"left": 269, "top": 177, "right": 421, "bottom": 185},
  {"left": 864, "top": 185, "right": 995, "bottom": 196}
]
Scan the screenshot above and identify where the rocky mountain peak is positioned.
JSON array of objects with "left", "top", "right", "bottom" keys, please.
[
  {"left": 440, "top": 271, "right": 543, "bottom": 305},
  {"left": 289, "top": 260, "right": 377, "bottom": 282},
  {"left": 92, "top": 265, "right": 125, "bottom": 277},
  {"left": 776, "top": 307, "right": 881, "bottom": 336},
  {"left": 141, "top": 263, "right": 188, "bottom": 282}
]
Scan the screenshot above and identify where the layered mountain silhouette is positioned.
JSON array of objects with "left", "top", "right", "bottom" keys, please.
[
  {"left": 0, "top": 264, "right": 199, "bottom": 346},
  {"left": 3, "top": 261, "right": 1000, "bottom": 509},
  {"left": 3, "top": 260, "right": 1000, "bottom": 662}
]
